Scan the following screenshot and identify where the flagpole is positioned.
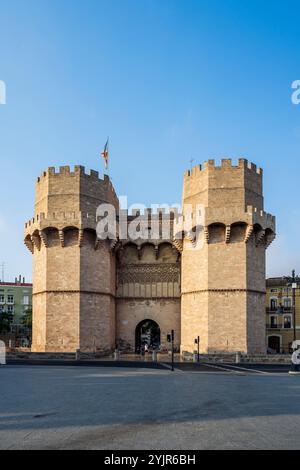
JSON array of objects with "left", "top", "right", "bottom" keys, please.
[
  {"left": 107, "top": 136, "right": 110, "bottom": 179},
  {"left": 101, "top": 137, "right": 110, "bottom": 179},
  {"left": 107, "top": 137, "right": 110, "bottom": 179}
]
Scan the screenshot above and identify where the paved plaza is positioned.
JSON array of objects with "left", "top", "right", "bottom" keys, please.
[{"left": 0, "top": 364, "right": 299, "bottom": 450}]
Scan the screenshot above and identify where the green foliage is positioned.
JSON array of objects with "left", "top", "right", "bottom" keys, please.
[
  {"left": 0, "top": 311, "right": 13, "bottom": 333},
  {"left": 22, "top": 308, "right": 32, "bottom": 329}
]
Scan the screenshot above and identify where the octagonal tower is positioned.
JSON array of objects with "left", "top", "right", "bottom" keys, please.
[
  {"left": 24, "top": 166, "right": 119, "bottom": 353},
  {"left": 180, "top": 159, "right": 276, "bottom": 355}
]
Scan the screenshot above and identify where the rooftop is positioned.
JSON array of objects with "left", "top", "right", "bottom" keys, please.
[{"left": 0, "top": 282, "right": 32, "bottom": 287}]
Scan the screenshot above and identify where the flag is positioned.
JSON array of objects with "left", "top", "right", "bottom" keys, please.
[{"left": 101, "top": 139, "right": 109, "bottom": 169}]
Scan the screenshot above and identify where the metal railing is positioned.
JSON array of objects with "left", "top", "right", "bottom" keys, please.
[
  {"left": 266, "top": 324, "right": 293, "bottom": 330},
  {"left": 266, "top": 307, "right": 293, "bottom": 314}
]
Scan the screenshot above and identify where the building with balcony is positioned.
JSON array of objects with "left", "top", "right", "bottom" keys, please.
[{"left": 266, "top": 277, "right": 300, "bottom": 353}]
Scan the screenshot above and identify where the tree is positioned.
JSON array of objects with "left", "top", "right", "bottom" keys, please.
[
  {"left": 22, "top": 307, "right": 32, "bottom": 329},
  {"left": 0, "top": 311, "right": 13, "bottom": 333}
]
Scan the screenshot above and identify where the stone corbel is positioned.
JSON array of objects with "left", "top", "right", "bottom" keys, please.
[
  {"left": 204, "top": 226, "right": 209, "bottom": 244},
  {"left": 58, "top": 230, "right": 65, "bottom": 247},
  {"left": 24, "top": 237, "right": 34, "bottom": 254},
  {"left": 256, "top": 229, "right": 266, "bottom": 246},
  {"left": 155, "top": 245, "right": 159, "bottom": 260},
  {"left": 39, "top": 230, "right": 48, "bottom": 248},
  {"left": 31, "top": 234, "right": 41, "bottom": 251},
  {"left": 117, "top": 245, "right": 124, "bottom": 263},
  {"left": 245, "top": 224, "right": 254, "bottom": 243},
  {"left": 225, "top": 225, "right": 231, "bottom": 244},
  {"left": 172, "top": 239, "right": 183, "bottom": 253},
  {"left": 185, "top": 231, "right": 195, "bottom": 245},
  {"left": 265, "top": 232, "right": 276, "bottom": 249},
  {"left": 95, "top": 238, "right": 101, "bottom": 250},
  {"left": 110, "top": 239, "right": 118, "bottom": 251},
  {"left": 137, "top": 245, "right": 142, "bottom": 260},
  {"left": 78, "top": 229, "right": 84, "bottom": 247}
]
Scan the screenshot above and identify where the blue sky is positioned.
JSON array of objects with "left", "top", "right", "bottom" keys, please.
[{"left": 0, "top": 0, "right": 299, "bottom": 281}]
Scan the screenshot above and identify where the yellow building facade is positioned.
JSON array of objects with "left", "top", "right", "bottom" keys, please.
[{"left": 266, "top": 277, "right": 300, "bottom": 353}]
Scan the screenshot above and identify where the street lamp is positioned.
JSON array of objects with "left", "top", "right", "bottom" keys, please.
[
  {"left": 194, "top": 336, "right": 200, "bottom": 362},
  {"left": 167, "top": 330, "right": 175, "bottom": 371},
  {"left": 284, "top": 270, "right": 300, "bottom": 342}
]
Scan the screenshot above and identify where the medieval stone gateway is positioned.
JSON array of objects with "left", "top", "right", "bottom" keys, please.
[{"left": 24, "top": 159, "right": 275, "bottom": 355}]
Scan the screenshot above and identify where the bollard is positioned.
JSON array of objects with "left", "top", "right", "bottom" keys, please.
[
  {"left": 235, "top": 352, "right": 241, "bottom": 364},
  {"left": 193, "top": 352, "right": 198, "bottom": 363},
  {"left": 75, "top": 349, "right": 80, "bottom": 361},
  {"left": 0, "top": 341, "right": 6, "bottom": 365},
  {"left": 114, "top": 349, "right": 119, "bottom": 361},
  {"left": 152, "top": 350, "right": 157, "bottom": 362}
]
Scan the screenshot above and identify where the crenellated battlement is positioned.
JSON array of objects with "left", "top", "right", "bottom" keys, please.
[
  {"left": 34, "top": 165, "right": 119, "bottom": 216},
  {"left": 36, "top": 166, "right": 118, "bottom": 198},
  {"left": 36, "top": 165, "right": 110, "bottom": 183},
  {"left": 184, "top": 158, "right": 263, "bottom": 178},
  {"left": 24, "top": 211, "right": 104, "bottom": 233},
  {"left": 126, "top": 207, "right": 181, "bottom": 218},
  {"left": 183, "top": 158, "right": 264, "bottom": 212},
  {"left": 246, "top": 205, "right": 276, "bottom": 226}
]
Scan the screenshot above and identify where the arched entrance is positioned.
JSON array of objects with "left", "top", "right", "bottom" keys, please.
[
  {"left": 268, "top": 335, "right": 281, "bottom": 353},
  {"left": 135, "top": 319, "right": 161, "bottom": 353}
]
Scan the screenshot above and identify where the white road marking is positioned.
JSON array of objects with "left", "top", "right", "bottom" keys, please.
[
  {"left": 201, "top": 363, "right": 242, "bottom": 374},
  {"left": 221, "top": 363, "right": 270, "bottom": 375}
]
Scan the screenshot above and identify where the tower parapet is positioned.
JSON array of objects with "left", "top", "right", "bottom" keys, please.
[
  {"left": 35, "top": 165, "right": 118, "bottom": 216},
  {"left": 183, "top": 158, "right": 263, "bottom": 211}
]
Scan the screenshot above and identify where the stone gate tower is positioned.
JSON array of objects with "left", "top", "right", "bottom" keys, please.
[
  {"left": 24, "top": 158, "right": 276, "bottom": 355},
  {"left": 24, "top": 166, "right": 119, "bottom": 352},
  {"left": 180, "top": 159, "right": 275, "bottom": 355}
]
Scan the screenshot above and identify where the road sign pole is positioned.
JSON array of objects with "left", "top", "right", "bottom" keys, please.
[{"left": 171, "top": 329, "right": 174, "bottom": 372}]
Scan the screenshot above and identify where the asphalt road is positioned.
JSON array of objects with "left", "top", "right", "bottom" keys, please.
[{"left": 0, "top": 364, "right": 299, "bottom": 450}]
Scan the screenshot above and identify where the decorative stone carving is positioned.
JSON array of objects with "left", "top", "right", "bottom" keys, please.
[{"left": 117, "top": 263, "right": 180, "bottom": 284}]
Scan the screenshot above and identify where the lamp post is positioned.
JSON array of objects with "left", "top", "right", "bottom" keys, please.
[
  {"left": 284, "top": 270, "right": 300, "bottom": 343},
  {"left": 167, "top": 330, "right": 175, "bottom": 371},
  {"left": 194, "top": 336, "right": 200, "bottom": 362}
]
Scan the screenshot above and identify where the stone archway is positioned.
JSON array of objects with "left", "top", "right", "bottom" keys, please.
[{"left": 135, "top": 319, "right": 161, "bottom": 353}]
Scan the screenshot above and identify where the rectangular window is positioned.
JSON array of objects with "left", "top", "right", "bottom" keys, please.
[
  {"left": 284, "top": 316, "right": 292, "bottom": 329},
  {"left": 0, "top": 305, "right": 3, "bottom": 313},
  {"left": 270, "top": 299, "right": 278, "bottom": 310},
  {"left": 283, "top": 298, "right": 292, "bottom": 308},
  {"left": 0, "top": 295, "right": 4, "bottom": 303},
  {"left": 7, "top": 305, "right": 14, "bottom": 314},
  {"left": 270, "top": 316, "right": 278, "bottom": 328},
  {"left": 7, "top": 295, "right": 14, "bottom": 304},
  {"left": 23, "top": 295, "right": 29, "bottom": 305}
]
